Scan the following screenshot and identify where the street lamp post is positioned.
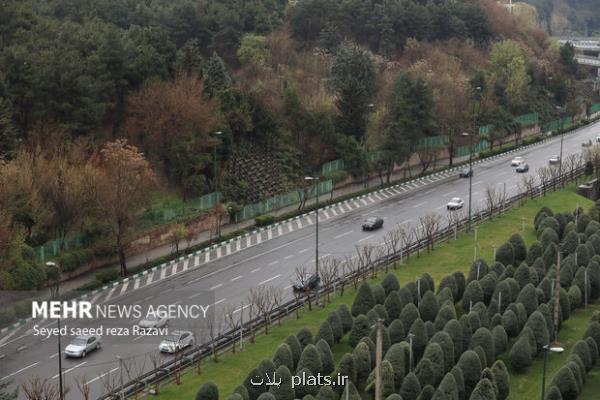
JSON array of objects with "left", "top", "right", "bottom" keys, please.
[
  {"left": 46, "top": 261, "right": 64, "bottom": 400},
  {"left": 556, "top": 107, "right": 565, "bottom": 179},
  {"left": 462, "top": 132, "right": 474, "bottom": 231},
  {"left": 363, "top": 103, "right": 375, "bottom": 188},
  {"left": 213, "top": 131, "right": 223, "bottom": 238},
  {"left": 541, "top": 344, "right": 565, "bottom": 400},
  {"left": 305, "top": 176, "right": 321, "bottom": 282},
  {"left": 407, "top": 332, "right": 415, "bottom": 372}
]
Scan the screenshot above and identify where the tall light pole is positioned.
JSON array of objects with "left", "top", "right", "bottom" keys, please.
[
  {"left": 556, "top": 106, "right": 565, "bottom": 178},
  {"left": 305, "top": 176, "right": 321, "bottom": 281},
  {"left": 46, "top": 261, "right": 64, "bottom": 400},
  {"left": 407, "top": 332, "right": 415, "bottom": 372},
  {"left": 213, "top": 131, "right": 223, "bottom": 238},
  {"left": 462, "top": 132, "right": 474, "bottom": 232},
  {"left": 117, "top": 355, "right": 125, "bottom": 400},
  {"left": 541, "top": 343, "right": 565, "bottom": 400},
  {"left": 363, "top": 103, "right": 375, "bottom": 188}
]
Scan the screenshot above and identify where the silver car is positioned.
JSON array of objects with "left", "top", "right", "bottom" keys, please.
[
  {"left": 64, "top": 335, "right": 101, "bottom": 358},
  {"left": 137, "top": 313, "right": 169, "bottom": 330},
  {"left": 159, "top": 331, "right": 195, "bottom": 353}
]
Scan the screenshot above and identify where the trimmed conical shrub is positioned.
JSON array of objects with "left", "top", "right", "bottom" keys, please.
[
  {"left": 296, "top": 344, "right": 322, "bottom": 374},
  {"left": 268, "top": 365, "right": 294, "bottom": 400},
  {"left": 333, "top": 354, "right": 356, "bottom": 391},
  {"left": 524, "top": 311, "right": 549, "bottom": 355},
  {"left": 400, "top": 302, "right": 421, "bottom": 332},
  {"left": 385, "top": 291, "right": 404, "bottom": 321},
  {"left": 462, "top": 281, "right": 483, "bottom": 311},
  {"left": 496, "top": 243, "right": 515, "bottom": 269},
  {"left": 373, "top": 284, "right": 387, "bottom": 305},
  {"left": 384, "top": 343, "right": 407, "bottom": 390},
  {"left": 550, "top": 366, "right": 579, "bottom": 400},
  {"left": 571, "top": 340, "right": 592, "bottom": 372},
  {"left": 457, "top": 350, "right": 482, "bottom": 398},
  {"left": 314, "top": 321, "right": 334, "bottom": 348},
  {"left": 430, "top": 331, "right": 455, "bottom": 373},
  {"left": 196, "top": 382, "right": 219, "bottom": 400},
  {"left": 348, "top": 314, "right": 370, "bottom": 348},
  {"left": 284, "top": 335, "right": 302, "bottom": 368},
  {"left": 491, "top": 360, "right": 510, "bottom": 400},
  {"left": 400, "top": 372, "right": 422, "bottom": 400},
  {"left": 419, "top": 291, "right": 440, "bottom": 322},
  {"left": 316, "top": 339, "right": 334, "bottom": 374},
  {"left": 337, "top": 304, "right": 353, "bottom": 333},
  {"left": 352, "top": 282, "right": 375, "bottom": 316},
  {"left": 352, "top": 341, "right": 371, "bottom": 390},
  {"left": 327, "top": 312, "right": 343, "bottom": 343},
  {"left": 492, "top": 325, "right": 508, "bottom": 355},
  {"left": 382, "top": 273, "right": 400, "bottom": 295},
  {"left": 470, "top": 328, "right": 494, "bottom": 367},
  {"left": 296, "top": 327, "right": 313, "bottom": 348},
  {"left": 421, "top": 343, "right": 444, "bottom": 386},
  {"left": 434, "top": 304, "right": 457, "bottom": 332},
  {"left": 509, "top": 233, "right": 527, "bottom": 263},
  {"left": 341, "top": 380, "right": 361, "bottom": 400},
  {"left": 433, "top": 373, "right": 458, "bottom": 400},
  {"left": 388, "top": 318, "right": 405, "bottom": 344},
  {"left": 410, "top": 318, "right": 428, "bottom": 359},
  {"left": 273, "top": 343, "right": 294, "bottom": 371},
  {"left": 509, "top": 336, "right": 532, "bottom": 372},
  {"left": 469, "top": 378, "right": 496, "bottom": 400},
  {"left": 444, "top": 319, "right": 463, "bottom": 358},
  {"left": 315, "top": 386, "right": 335, "bottom": 400}
]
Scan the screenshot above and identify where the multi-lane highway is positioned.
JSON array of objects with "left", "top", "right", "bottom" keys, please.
[{"left": 1, "top": 121, "right": 600, "bottom": 399}]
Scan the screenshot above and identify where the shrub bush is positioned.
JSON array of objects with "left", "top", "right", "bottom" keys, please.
[
  {"left": 526, "top": 241, "right": 543, "bottom": 265},
  {"left": 400, "top": 372, "right": 422, "bottom": 400},
  {"left": 468, "top": 259, "right": 489, "bottom": 282},
  {"left": 509, "top": 336, "right": 532, "bottom": 372},
  {"left": 400, "top": 303, "right": 420, "bottom": 332},
  {"left": 496, "top": 243, "right": 515, "bottom": 269},
  {"left": 284, "top": 335, "right": 302, "bottom": 368},
  {"left": 314, "top": 321, "right": 334, "bottom": 348},
  {"left": 296, "top": 327, "right": 313, "bottom": 348},
  {"left": 316, "top": 339, "right": 334, "bottom": 374},
  {"left": 571, "top": 340, "right": 592, "bottom": 372},
  {"left": 470, "top": 328, "right": 495, "bottom": 368},
  {"left": 434, "top": 304, "right": 457, "bottom": 332},
  {"left": 422, "top": 343, "right": 444, "bottom": 385},
  {"left": 550, "top": 366, "right": 579, "bottom": 400},
  {"left": 273, "top": 343, "right": 294, "bottom": 371},
  {"left": 373, "top": 284, "right": 386, "bottom": 305},
  {"left": 352, "top": 342, "right": 371, "bottom": 389},
  {"left": 348, "top": 315, "right": 370, "bottom": 348},
  {"left": 268, "top": 365, "right": 294, "bottom": 400},
  {"left": 410, "top": 318, "right": 428, "bottom": 359},
  {"left": 524, "top": 311, "right": 550, "bottom": 355},
  {"left": 415, "top": 357, "right": 437, "bottom": 389},
  {"left": 517, "top": 283, "right": 538, "bottom": 316},
  {"left": 430, "top": 331, "right": 455, "bottom": 373},
  {"left": 255, "top": 214, "right": 276, "bottom": 227},
  {"left": 337, "top": 304, "right": 353, "bottom": 333},
  {"left": 491, "top": 360, "right": 510, "bottom": 400},
  {"left": 327, "top": 312, "right": 343, "bottom": 343},
  {"left": 333, "top": 354, "right": 356, "bottom": 390},
  {"left": 492, "top": 325, "right": 508, "bottom": 355},
  {"left": 385, "top": 343, "right": 408, "bottom": 391},
  {"left": 438, "top": 275, "right": 459, "bottom": 302},
  {"left": 509, "top": 233, "right": 527, "bottom": 263},
  {"left": 540, "top": 228, "right": 559, "bottom": 249},
  {"left": 451, "top": 366, "right": 465, "bottom": 400},
  {"left": 385, "top": 291, "right": 403, "bottom": 321},
  {"left": 352, "top": 282, "right": 375, "bottom": 317},
  {"left": 388, "top": 319, "right": 405, "bottom": 344},
  {"left": 196, "top": 381, "right": 219, "bottom": 400},
  {"left": 297, "top": 344, "right": 322, "bottom": 374},
  {"left": 453, "top": 272, "right": 466, "bottom": 299},
  {"left": 419, "top": 291, "right": 439, "bottom": 322},
  {"left": 469, "top": 378, "right": 496, "bottom": 400},
  {"left": 462, "top": 281, "right": 484, "bottom": 310},
  {"left": 444, "top": 319, "right": 463, "bottom": 358},
  {"left": 456, "top": 350, "right": 482, "bottom": 398},
  {"left": 382, "top": 273, "right": 400, "bottom": 295}
]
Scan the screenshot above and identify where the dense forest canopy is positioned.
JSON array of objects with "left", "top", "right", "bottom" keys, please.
[{"left": 520, "top": 0, "right": 600, "bottom": 36}]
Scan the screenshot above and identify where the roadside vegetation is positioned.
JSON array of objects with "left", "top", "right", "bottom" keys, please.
[{"left": 150, "top": 186, "right": 600, "bottom": 400}]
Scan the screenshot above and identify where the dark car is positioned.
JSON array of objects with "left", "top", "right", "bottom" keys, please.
[
  {"left": 516, "top": 163, "right": 529, "bottom": 173},
  {"left": 362, "top": 216, "right": 384, "bottom": 231},
  {"left": 292, "top": 274, "right": 320, "bottom": 292},
  {"left": 459, "top": 168, "right": 473, "bottom": 178}
]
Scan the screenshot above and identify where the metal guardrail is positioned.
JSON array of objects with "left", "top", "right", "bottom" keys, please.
[{"left": 98, "top": 166, "right": 587, "bottom": 399}]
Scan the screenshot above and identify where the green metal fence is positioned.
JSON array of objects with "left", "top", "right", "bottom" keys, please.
[
  {"left": 36, "top": 235, "right": 84, "bottom": 261},
  {"left": 455, "top": 140, "right": 490, "bottom": 158},
  {"left": 591, "top": 103, "right": 600, "bottom": 114},
  {"left": 233, "top": 180, "right": 333, "bottom": 221},
  {"left": 515, "top": 112, "right": 539, "bottom": 126},
  {"left": 543, "top": 117, "right": 573, "bottom": 132},
  {"left": 414, "top": 135, "right": 448, "bottom": 149},
  {"left": 322, "top": 159, "right": 344, "bottom": 175}
]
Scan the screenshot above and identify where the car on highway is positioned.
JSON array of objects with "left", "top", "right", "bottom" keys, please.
[
  {"left": 516, "top": 163, "right": 529, "bottom": 173},
  {"left": 447, "top": 197, "right": 464, "bottom": 210},
  {"left": 549, "top": 155, "right": 561, "bottom": 164},
  {"left": 292, "top": 273, "right": 320, "bottom": 292},
  {"left": 159, "top": 331, "right": 195, "bottom": 353},
  {"left": 65, "top": 335, "right": 101, "bottom": 358},
  {"left": 362, "top": 216, "right": 384, "bottom": 231},
  {"left": 459, "top": 168, "right": 473, "bottom": 178},
  {"left": 511, "top": 156, "right": 524, "bottom": 166},
  {"left": 596, "top": 136, "right": 600, "bottom": 143},
  {"left": 137, "top": 313, "right": 169, "bottom": 330},
  {"left": 582, "top": 139, "right": 592, "bottom": 147}
]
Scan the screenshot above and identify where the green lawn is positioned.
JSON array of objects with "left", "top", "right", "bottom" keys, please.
[{"left": 154, "top": 187, "right": 594, "bottom": 399}]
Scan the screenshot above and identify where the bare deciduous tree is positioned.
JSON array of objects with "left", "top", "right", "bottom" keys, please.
[
  {"left": 484, "top": 185, "right": 498, "bottom": 218},
  {"left": 269, "top": 286, "right": 284, "bottom": 326},
  {"left": 398, "top": 223, "right": 414, "bottom": 262},
  {"left": 76, "top": 375, "right": 91, "bottom": 400},
  {"left": 319, "top": 257, "right": 339, "bottom": 304},
  {"left": 419, "top": 213, "right": 441, "bottom": 252},
  {"left": 384, "top": 228, "right": 401, "bottom": 269},
  {"left": 521, "top": 175, "right": 536, "bottom": 199},
  {"left": 22, "top": 377, "right": 67, "bottom": 400},
  {"left": 446, "top": 209, "right": 464, "bottom": 239},
  {"left": 224, "top": 303, "right": 240, "bottom": 353},
  {"left": 537, "top": 167, "right": 551, "bottom": 196},
  {"left": 293, "top": 266, "right": 312, "bottom": 311},
  {"left": 206, "top": 307, "right": 222, "bottom": 362},
  {"left": 355, "top": 245, "right": 375, "bottom": 280},
  {"left": 343, "top": 254, "right": 358, "bottom": 291},
  {"left": 149, "top": 352, "right": 163, "bottom": 392}
]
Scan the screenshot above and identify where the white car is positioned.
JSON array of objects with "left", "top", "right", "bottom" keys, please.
[
  {"left": 137, "top": 313, "right": 169, "bottom": 330},
  {"left": 64, "top": 335, "right": 101, "bottom": 358},
  {"left": 159, "top": 331, "right": 195, "bottom": 353},
  {"left": 549, "top": 155, "right": 561, "bottom": 164},
  {"left": 511, "top": 157, "right": 524, "bottom": 166},
  {"left": 596, "top": 136, "right": 600, "bottom": 143},
  {"left": 447, "top": 197, "right": 465, "bottom": 210}
]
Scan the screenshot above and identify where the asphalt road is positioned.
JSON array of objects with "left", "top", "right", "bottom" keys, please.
[{"left": 1, "top": 121, "right": 600, "bottom": 399}]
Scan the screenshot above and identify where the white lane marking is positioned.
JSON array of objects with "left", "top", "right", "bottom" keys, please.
[
  {"left": 144, "top": 295, "right": 154, "bottom": 302},
  {"left": 268, "top": 260, "right": 279, "bottom": 266},
  {"left": 360, "top": 198, "right": 368, "bottom": 206},
  {"left": 225, "top": 243, "right": 231, "bottom": 255},
  {"left": 284, "top": 285, "right": 292, "bottom": 290},
  {"left": 146, "top": 270, "right": 154, "bottom": 285},
  {"left": 217, "top": 247, "right": 222, "bottom": 258},
  {"left": 1, "top": 362, "right": 40, "bottom": 381},
  {"left": 413, "top": 201, "right": 427, "bottom": 208},
  {"left": 53, "top": 361, "right": 86, "bottom": 379},
  {"left": 267, "top": 229, "right": 272, "bottom": 240},
  {"left": 278, "top": 225, "right": 283, "bottom": 235},
  {"left": 231, "top": 275, "right": 243, "bottom": 282},
  {"left": 299, "top": 248, "right": 309, "bottom": 254},
  {"left": 297, "top": 219, "right": 303, "bottom": 228},
  {"left": 374, "top": 194, "right": 384, "bottom": 201},
  {"left": 330, "top": 208, "right": 338, "bottom": 216},
  {"left": 246, "top": 236, "right": 252, "bottom": 248},
  {"left": 353, "top": 201, "right": 361, "bottom": 208},
  {"left": 251, "top": 267, "right": 261, "bottom": 273},
  {"left": 105, "top": 286, "right": 117, "bottom": 302},
  {"left": 399, "top": 219, "right": 413, "bottom": 225},
  {"left": 183, "top": 259, "right": 190, "bottom": 271},
  {"left": 210, "top": 283, "right": 223, "bottom": 290},
  {"left": 256, "top": 234, "right": 262, "bottom": 245},
  {"left": 334, "top": 230, "right": 354, "bottom": 239},
  {"left": 133, "top": 277, "right": 141, "bottom": 290},
  {"left": 49, "top": 353, "right": 59, "bottom": 359},
  {"left": 259, "top": 275, "right": 281, "bottom": 286},
  {"left": 119, "top": 281, "right": 130, "bottom": 296},
  {"left": 358, "top": 234, "right": 375, "bottom": 242},
  {"left": 205, "top": 251, "right": 211, "bottom": 263},
  {"left": 234, "top": 304, "right": 250, "bottom": 314},
  {"left": 306, "top": 215, "right": 313, "bottom": 224},
  {"left": 323, "top": 210, "right": 331, "bottom": 218},
  {"left": 132, "top": 335, "right": 144, "bottom": 342},
  {"left": 435, "top": 205, "right": 445, "bottom": 210},
  {"left": 189, "top": 292, "right": 205, "bottom": 299},
  {"left": 236, "top": 240, "right": 241, "bottom": 251},
  {"left": 86, "top": 368, "right": 119, "bottom": 385},
  {"left": 284, "top": 255, "right": 294, "bottom": 260},
  {"left": 161, "top": 267, "right": 168, "bottom": 280},
  {"left": 444, "top": 191, "right": 456, "bottom": 196},
  {"left": 213, "top": 298, "right": 226, "bottom": 306},
  {"left": 473, "top": 181, "right": 482, "bottom": 186}
]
